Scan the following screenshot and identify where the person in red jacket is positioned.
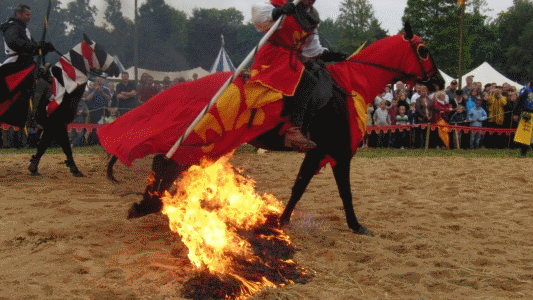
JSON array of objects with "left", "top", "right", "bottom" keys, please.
[{"left": 250, "top": 0, "right": 346, "bottom": 152}]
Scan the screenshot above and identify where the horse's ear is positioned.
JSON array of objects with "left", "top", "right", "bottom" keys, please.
[
  {"left": 83, "top": 34, "right": 93, "bottom": 45},
  {"left": 404, "top": 22, "right": 413, "bottom": 41}
]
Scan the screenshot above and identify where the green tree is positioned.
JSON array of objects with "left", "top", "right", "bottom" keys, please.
[
  {"left": 492, "top": 0, "right": 533, "bottom": 83},
  {"left": 401, "top": 0, "right": 497, "bottom": 77},
  {"left": 336, "top": 0, "right": 388, "bottom": 54},
  {"left": 137, "top": 0, "right": 189, "bottom": 71}
]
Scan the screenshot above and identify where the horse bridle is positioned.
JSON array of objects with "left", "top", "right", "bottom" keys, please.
[{"left": 345, "top": 35, "right": 439, "bottom": 85}]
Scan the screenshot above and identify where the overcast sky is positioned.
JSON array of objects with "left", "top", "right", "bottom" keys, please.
[{"left": 75, "top": 0, "right": 515, "bottom": 34}]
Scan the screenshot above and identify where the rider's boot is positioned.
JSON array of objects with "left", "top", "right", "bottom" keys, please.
[
  {"left": 28, "top": 155, "right": 41, "bottom": 176},
  {"left": 65, "top": 158, "right": 85, "bottom": 177},
  {"left": 284, "top": 125, "right": 317, "bottom": 152}
]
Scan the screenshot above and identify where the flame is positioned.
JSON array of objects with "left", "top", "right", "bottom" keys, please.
[{"left": 161, "top": 154, "right": 308, "bottom": 299}]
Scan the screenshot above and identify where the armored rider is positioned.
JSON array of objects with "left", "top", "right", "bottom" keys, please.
[{"left": 250, "top": 0, "right": 347, "bottom": 152}]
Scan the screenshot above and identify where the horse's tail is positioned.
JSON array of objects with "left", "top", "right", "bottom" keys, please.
[{"left": 107, "top": 155, "right": 119, "bottom": 183}]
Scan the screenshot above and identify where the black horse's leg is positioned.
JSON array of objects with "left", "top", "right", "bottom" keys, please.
[
  {"left": 29, "top": 128, "right": 54, "bottom": 175},
  {"left": 127, "top": 154, "right": 187, "bottom": 219},
  {"left": 56, "top": 124, "right": 84, "bottom": 177},
  {"left": 279, "top": 149, "right": 324, "bottom": 226},
  {"left": 331, "top": 159, "right": 372, "bottom": 236}
]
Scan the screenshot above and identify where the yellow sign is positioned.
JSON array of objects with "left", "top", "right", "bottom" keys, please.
[{"left": 514, "top": 112, "right": 533, "bottom": 145}]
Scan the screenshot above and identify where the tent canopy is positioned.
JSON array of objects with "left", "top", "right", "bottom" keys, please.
[
  {"left": 113, "top": 66, "right": 209, "bottom": 82},
  {"left": 210, "top": 35, "right": 235, "bottom": 73},
  {"left": 459, "top": 62, "right": 523, "bottom": 90},
  {"left": 439, "top": 69, "right": 455, "bottom": 88}
]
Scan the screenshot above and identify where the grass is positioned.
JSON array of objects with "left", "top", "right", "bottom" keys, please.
[{"left": 1, "top": 144, "right": 526, "bottom": 158}]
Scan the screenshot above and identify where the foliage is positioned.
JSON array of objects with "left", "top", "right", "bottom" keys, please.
[
  {"left": 334, "top": 0, "right": 388, "bottom": 54},
  {"left": 0, "top": 0, "right": 532, "bottom": 85},
  {"left": 491, "top": 0, "right": 533, "bottom": 83}
]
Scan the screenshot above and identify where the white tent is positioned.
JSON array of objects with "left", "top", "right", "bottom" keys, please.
[
  {"left": 459, "top": 62, "right": 523, "bottom": 89},
  {"left": 439, "top": 69, "right": 455, "bottom": 88},
  {"left": 117, "top": 66, "right": 209, "bottom": 82},
  {"left": 210, "top": 35, "right": 235, "bottom": 73}
]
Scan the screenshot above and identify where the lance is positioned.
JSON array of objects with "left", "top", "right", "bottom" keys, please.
[
  {"left": 164, "top": 0, "right": 301, "bottom": 160},
  {"left": 25, "top": 0, "right": 52, "bottom": 136},
  {"left": 37, "top": 0, "right": 52, "bottom": 66}
]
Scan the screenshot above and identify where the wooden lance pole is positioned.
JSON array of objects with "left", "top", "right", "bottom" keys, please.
[{"left": 164, "top": 0, "right": 302, "bottom": 160}]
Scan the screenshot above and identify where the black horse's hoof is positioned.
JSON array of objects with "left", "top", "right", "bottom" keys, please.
[
  {"left": 72, "top": 171, "right": 85, "bottom": 177},
  {"left": 29, "top": 171, "right": 41, "bottom": 176},
  {"left": 127, "top": 199, "right": 163, "bottom": 219},
  {"left": 352, "top": 226, "right": 373, "bottom": 236}
]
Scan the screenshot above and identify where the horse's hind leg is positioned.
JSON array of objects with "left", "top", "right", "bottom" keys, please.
[
  {"left": 331, "top": 159, "right": 372, "bottom": 236},
  {"left": 280, "top": 149, "right": 324, "bottom": 226},
  {"left": 56, "top": 124, "right": 84, "bottom": 177}
]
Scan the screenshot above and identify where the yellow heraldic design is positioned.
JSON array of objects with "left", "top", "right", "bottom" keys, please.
[
  {"left": 216, "top": 83, "right": 242, "bottom": 131},
  {"left": 243, "top": 82, "right": 283, "bottom": 109},
  {"left": 514, "top": 112, "right": 533, "bottom": 145},
  {"left": 351, "top": 91, "right": 368, "bottom": 134},
  {"left": 194, "top": 112, "right": 223, "bottom": 143},
  {"left": 193, "top": 81, "right": 284, "bottom": 153}
]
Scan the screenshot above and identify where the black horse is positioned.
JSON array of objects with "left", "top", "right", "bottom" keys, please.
[
  {"left": 0, "top": 35, "right": 119, "bottom": 176},
  {"left": 106, "top": 24, "right": 444, "bottom": 235}
]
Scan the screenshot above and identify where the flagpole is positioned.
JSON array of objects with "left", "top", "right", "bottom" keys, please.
[
  {"left": 458, "top": 0, "right": 466, "bottom": 90},
  {"left": 134, "top": 0, "right": 139, "bottom": 83},
  {"left": 164, "top": 0, "right": 301, "bottom": 160}
]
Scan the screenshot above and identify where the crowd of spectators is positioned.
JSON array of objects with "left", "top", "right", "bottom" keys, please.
[
  {"left": 365, "top": 75, "right": 524, "bottom": 149},
  {"left": 0, "top": 72, "right": 198, "bottom": 148},
  {"left": 1, "top": 73, "right": 528, "bottom": 150}
]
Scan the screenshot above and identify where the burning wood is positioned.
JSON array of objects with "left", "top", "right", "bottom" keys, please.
[{"left": 161, "top": 155, "right": 312, "bottom": 299}]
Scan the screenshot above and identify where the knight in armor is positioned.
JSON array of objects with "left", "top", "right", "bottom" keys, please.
[
  {"left": 250, "top": 0, "right": 347, "bottom": 152},
  {"left": 0, "top": 4, "right": 54, "bottom": 68},
  {"left": 514, "top": 81, "right": 533, "bottom": 156}
]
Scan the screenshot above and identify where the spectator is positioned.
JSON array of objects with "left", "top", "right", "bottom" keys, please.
[
  {"left": 407, "top": 102, "right": 417, "bottom": 125},
  {"left": 387, "top": 98, "right": 399, "bottom": 147},
  {"left": 446, "top": 80, "right": 458, "bottom": 103},
  {"left": 115, "top": 72, "right": 138, "bottom": 115},
  {"left": 85, "top": 77, "right": 111, "bottom": 124},
  {"left": 162, "top": 76, "right": 171, "bottom": 90},
  {"left": 363, "top": 104, "right": 374, "bottom": 148},
  {"left": 381, "top": 85, "right": 394, "bottom": 105},
  {"left": 410, "top": 83, "right": 422, "bottom": 105},
  {"left": 108, "top": 81, "right": 117, "bottom": 108},
  {"left": 467, "top": 99, "right": 487, "bottom": 149},
  {"left": 449, "top": 105, "right": 467, "bottom": 148},
  {"left": 396, "top": 89, "right": 410, "bottom": 109},
  {"left": 104, "top": 107, "right": 118, "bottom": 124},
  {"left": 415, "top": 85, "right": 433, "bottom": 148},
  {"left": 504, "top": 92, "right": 519, "bottom": 129},
  {"left": 73, "top": 98, "right": 89, "bottom": 124},
  {"left": 192, "top": 73, "right": 198, "bottom": 81},
  {"left": 373, "top": 100, "right": 391, "bottom": 148},
  {"left": 487, "top": 86, "right": 507, "bottom": 127},
  {"left": 71, "top": 128, "right": 87, "bottom": 147},
  {"left": 463, "top": 75, "right": 474, "bottom": 97},
  {"left": 433, "top": 91, "right": 453, "bottom": 123},
  {"left": 395, "top": 105, "right": 410, "bottom": 149},
  {"left": 465, "top": 89, "right": 480, "bottom": 113},
  {"left": 393, "top": 81, "right": 407, "bottom": 99},
  {"left": 138, "top": 74, "right": 159, "bottom": 104}
]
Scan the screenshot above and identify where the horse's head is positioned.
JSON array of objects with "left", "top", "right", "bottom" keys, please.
[{"left": 398, "top": 22, "right": 444, "bottom": 92}]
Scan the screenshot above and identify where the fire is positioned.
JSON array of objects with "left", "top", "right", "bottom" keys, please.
[{"left": 160, "top": 154, "right": 311, "bottom": 299}]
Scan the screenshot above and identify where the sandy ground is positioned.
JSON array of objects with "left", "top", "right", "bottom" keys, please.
[{"left": 1, "top": 151, "right": 532, "bottom": 300}]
